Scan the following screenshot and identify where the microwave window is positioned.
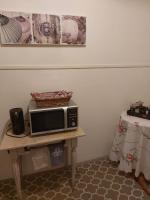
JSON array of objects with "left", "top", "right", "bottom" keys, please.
[{"left": 30, "top": 109, "right": 64, "bottom": 133}]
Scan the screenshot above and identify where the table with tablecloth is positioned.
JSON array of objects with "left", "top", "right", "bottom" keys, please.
[{"left": 109, "top": 111, "right": 150, "bottom": 181}]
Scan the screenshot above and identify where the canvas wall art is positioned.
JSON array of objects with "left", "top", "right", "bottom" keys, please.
[
  {"left": 0, "top": 11, "right": 32, "bottom": 44},
  {"left": 62, "top": 15, "right": 86, "bottom": 45},
  {"left": 0, "top": 10, "right": 86, "bottom": 46},
  {"left": 32, "top": 14, "right": 61, "bottom": 44}
]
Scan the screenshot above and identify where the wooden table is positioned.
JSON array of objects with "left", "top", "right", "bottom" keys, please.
[{"left": 0, "top": 128, "right": 85, "bottom": 200}]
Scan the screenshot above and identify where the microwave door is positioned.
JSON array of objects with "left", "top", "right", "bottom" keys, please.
[{"left": 30, "top": 109, "right": 65, "bottom": 135}]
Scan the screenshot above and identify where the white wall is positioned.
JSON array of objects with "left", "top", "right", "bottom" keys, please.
[
  {"left": 0, "top": 0, "right": 150, "bottom": 179},
  {"left": 0, "top": 0, "right": 150, "bottom": 67}
]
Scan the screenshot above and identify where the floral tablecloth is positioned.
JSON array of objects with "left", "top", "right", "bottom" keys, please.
[{"left": 109, "top": 111, "right": 150, "bottom": 180}]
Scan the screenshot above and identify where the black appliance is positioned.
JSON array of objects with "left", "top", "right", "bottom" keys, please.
[
  {"left": 127, "top": 101, "right": 150, "bottom": 120},
  {"left": 28, "top": 100, "right": 78, "bottom": 136},
  {"left": 9, "top": 108, "right": 25, "bottom": 135}
]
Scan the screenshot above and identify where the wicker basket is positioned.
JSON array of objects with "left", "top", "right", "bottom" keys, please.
[{"left": 31, "top": 90, "right": 72, "bottom": 107}]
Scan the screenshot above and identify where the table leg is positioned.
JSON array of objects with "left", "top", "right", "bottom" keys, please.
[
  {"left": 137, "top": 174, "right": 150, "bottom": 195},
  {"left": 10, "top": 151, "right": 23, "bottom": 200},
  {"left": 71, "top": 138, "right": 77, "bottom": 187},
  {"left": 65, "top": 140, "right": 71, "bottom": 166}
]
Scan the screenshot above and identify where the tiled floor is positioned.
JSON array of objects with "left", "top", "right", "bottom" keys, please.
[{"left": 0, "top": 157, "right": 150, "bottom": 200}]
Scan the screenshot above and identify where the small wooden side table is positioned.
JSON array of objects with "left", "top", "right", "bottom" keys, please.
[
  {"left": 109, "top": 111, "right": 150, "bottom": 195},
  {"left": 0, "top": 128, "right": 85, "bottom": 200}
]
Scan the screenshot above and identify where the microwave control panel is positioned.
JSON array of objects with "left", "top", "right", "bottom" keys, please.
[{"left": 67, "top": 107, "right": 78, "bottom": 128}]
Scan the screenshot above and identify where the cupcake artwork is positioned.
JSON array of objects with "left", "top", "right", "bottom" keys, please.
[
  {"left": 32, "top": 14, "right": 61, "bottom": 44},
  {"left": 0, "top": 10, "right": 86, "bottom": 46},
  {"left": 0, "top": 11, "right": 32, "bottom": 44},
  {"left": 62, "top": 15, "right": 86, "bottom": 45}
]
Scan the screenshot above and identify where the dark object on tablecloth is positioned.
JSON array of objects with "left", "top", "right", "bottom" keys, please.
[{"left": 127, "top": 101, "right": 150, "bottom": 120}]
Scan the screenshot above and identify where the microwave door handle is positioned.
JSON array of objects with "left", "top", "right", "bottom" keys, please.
[{"left": 64, "top": 107, "right": 67, "bottom": 129}]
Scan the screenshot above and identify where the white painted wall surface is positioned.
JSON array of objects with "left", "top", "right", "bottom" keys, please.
[
  {"left": 0, "top": 0, "right": 150, "bottom": 67},
  {"left": 0, "top": 0, "right": 150, "bottom": 179}
]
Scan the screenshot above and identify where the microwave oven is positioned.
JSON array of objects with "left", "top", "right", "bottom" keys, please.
[{"left": 28, "top": 100, "right": 78, "bottom": 136}]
